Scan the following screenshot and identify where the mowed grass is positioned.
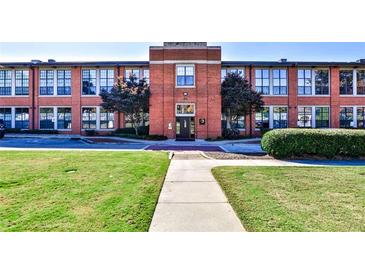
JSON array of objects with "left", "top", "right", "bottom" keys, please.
[
  {"left": 0, "top": 151, "right": 169, "bottom": 232},
  {"left": 212, "top": 167, "right": 365, "bottom": 232}
]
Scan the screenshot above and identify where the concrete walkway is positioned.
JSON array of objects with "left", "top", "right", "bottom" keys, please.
[
  {"left": 149, "top": 152, "right": 245, "bottom": 232},
  {"left": 149, "top": 152, "right": 365, "bottom": 232}
]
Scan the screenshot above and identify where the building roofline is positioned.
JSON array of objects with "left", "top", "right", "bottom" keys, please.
[
  {"left": 0, "top": 61, "right": 149, "bottom": 67},
  {"left": 222, "top": 61, "right": 365, "bottom": 67},
  {"left": 1, "top": 60, "right": 365, "bottom": 68}
]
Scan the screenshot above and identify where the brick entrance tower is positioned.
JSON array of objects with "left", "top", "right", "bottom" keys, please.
[{"left": 149, "top": 42, "right": 222, "bottom": 139}]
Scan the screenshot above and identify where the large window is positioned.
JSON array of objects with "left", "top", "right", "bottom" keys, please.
[
  {"left": 221, "top": 68, "right": 245, "bottom": 82},
  {"left": 357, "top": 70, "right": 365, "bottom": 95},
  {"left": 0, "top": 108, "right": 12, "bottom": 128},
  {"left": 357, "top": 107, "right": 365, "bottom": 128},
  {"left": 221, "top": 114, "right": 245, "bottom": 130},
  {"left": 15, "top": 70, "right": 29, "bottom": 95},
  {"left": 339, "top": 107, "right": 354, "bottom": 128},
  {"left": 176, "top": 65, "right": 194, "bottom": 86},
  {"left": 315, "top": 107, "right": 329, "bottom": 128},
  {"left": 82, "top": 107, "right": 97, "bottom": 129},
  {"left": 57, "top": 70, "right": 72, "bottom": 95},
  {"left": 176, "top": 104, "right": 195, "bottom": 116},
  {"left": 272, "top": 69, "right": 287, "bottom": 95},
  {"left": 314, "top": 70, "right": 329, "bottom": 95},
  {"left": 100, "top": 69, "right": 114, "bottom": 92},
  {"left": 100, "top": 109, "right": 114, "bottom": 129},
  {"left": 297, "top": 69, "right": 312, "bottom": 95},
  {"left": 57, "top": 108, "right": 72, "bottom": 130},
  {"left": 143, "top": 69, "right": 150, "bottom": 84},
  {"left": 255, "top": 107, "right": 270, "bottom": 129},
  {"left": 340, "top": 70, "right": 353, "bottom": 95},
  {"left": 273, "top": 107, "right": 288, "bottom": 128},
  {"left": 297, "top": 107, "right": 312, "bottom": 128},
  {"left": 82, "top": 69, "right": 97, "bottom": 95},
  {"left": 15, "top": 108, "right": 29, "bottom": 129},
  {"left": 39, "top": 70, "right": 54, "bottom": 95},
  {"left": 125, "top": 69, "right": 140, "bottom": 82},
  {"left": 39, "top": 108, "right": 54, "bottom": 129},
  {"left": 125, "top": 113, "right": 149, "bottom": 128},
  {"left": 0, "top": 70, "right": 12, "bottom": 96},
  {"left": 255, "top": 69, "right": 270, "bottom": 95}
]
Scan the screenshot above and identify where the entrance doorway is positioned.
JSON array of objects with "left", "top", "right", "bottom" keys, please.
[{"left": 176, "top": 117, "right": 195, "bottom": 140}]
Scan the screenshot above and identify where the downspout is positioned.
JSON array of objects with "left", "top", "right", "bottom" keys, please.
[
  {"left": 31, "top": 66, "right": 35, "bottom": 130},
  {"left": 117, "top": 65, "right": 121, "bottom": 129}
]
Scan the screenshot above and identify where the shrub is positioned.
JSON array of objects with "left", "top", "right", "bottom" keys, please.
[
  {"left": 261, "top": 128, "right": 365, "bottom": 158},
  {"left": 114, "top": 126, "right": 149, "bottom": 136},
  {"left": 5, "top": 129, "right": 59, "bottom": 134},
  {"left": 222, "top": 128, "right": 240, "bottom": 139},
  {"left": 85, "top": 130, "right": 97, "bottom": 136},
  {"left": 144, "top": 134, "right": 167, "bottom": 141}
]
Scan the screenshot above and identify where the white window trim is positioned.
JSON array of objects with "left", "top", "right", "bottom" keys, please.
[
  {"left": 270, "top": 105, "right": 289, "bottom": 129},
  {"left": 339, "top": 68, "right": 356, "bottom": 97},
  {"left": 297, "top": 68, "right": 331, "bottom": 96},
  {"left": 38, "top": 106, "right": 73, "bottom": 131},
  {"left": 38, "top": 68, "right": 73, "bottom": 97},
  {"left": 339, "top": 105, "right": 357, "bottom": 128},
  {"left": 2, "top": 106, "right": 30, "bottom": 129},
  {"left": 175, "top": 103, "right": 196, "bottom": 117},
  {"left": 81, "top": 106, "right": 115, "bottom": 131},
  {"left": 175, "top": 64, "right": 195, "bottom": 88},
  {"left": 256, "top": 68, "right": 288, "bottom": 96},
  {"left": 81, "top": 68, "right": 114, "bottom": 97},
  {"left": 0, "top": 69, "right": 29, "bottom": 97}
]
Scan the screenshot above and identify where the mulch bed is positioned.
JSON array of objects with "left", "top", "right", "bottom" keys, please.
[
  {"left": 145, "top": 145, "right": 224, "bottom": 152},
  {"left": 205, "top": 152, "right": 272, "bottom": 160}
]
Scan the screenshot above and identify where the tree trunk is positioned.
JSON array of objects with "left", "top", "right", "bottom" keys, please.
[
  {"left": 249, "top": 106, "right": 253, "bottom": 137},
  {"left": 118, "top": 111, "right": 121, "bottom": 130},
  {"left": 134, "top": 123, "right": 139, "bottom": 136},
  {"left": 226, "top": 108, "right": 232, "bottom": 129}
]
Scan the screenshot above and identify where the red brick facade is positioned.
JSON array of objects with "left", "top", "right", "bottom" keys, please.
[{"left": 1, "top": 42, "right": 365, "bottom": 138}]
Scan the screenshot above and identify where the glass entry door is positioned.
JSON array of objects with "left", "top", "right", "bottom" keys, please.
[{"left": 176, "top": 117, "right": 195, "bottom": 140}]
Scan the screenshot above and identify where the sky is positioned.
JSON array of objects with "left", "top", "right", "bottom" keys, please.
[{"left": 1, "top": 42, "right": 365, "bottom": 62}]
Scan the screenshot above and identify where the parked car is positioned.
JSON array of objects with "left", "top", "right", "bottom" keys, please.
[{"left": 0, "top": 119, "right": 5, "bottom": 139}]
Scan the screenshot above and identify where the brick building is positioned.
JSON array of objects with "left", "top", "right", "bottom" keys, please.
[{"left": 1, "top": 42, "right": 365, "bottom": 139}]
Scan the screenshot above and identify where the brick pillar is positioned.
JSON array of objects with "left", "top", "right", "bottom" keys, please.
[
  {"left": 330, "top": 67, "right": 340, "bottom": 128},
  {"left": 71, "top": 67, "right": 81, "bottom": 134},
  {"left": 149, "top": 63, "right": 165, "bottom": 135},
  {"left": 207, "top": 63, "right": 222, "bottom": 138},
  {"left": 288, "top": 66, "right": 298, "bottom": 127},
  {"left": 162, "top": 64, "right": 175, "bottom": 139}
]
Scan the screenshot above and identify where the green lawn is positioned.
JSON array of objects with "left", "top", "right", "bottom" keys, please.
[
  {"left": 212, "top": 167, "right": 365, "bottom": 232},
  {"left": 0, "top": 151, "right": 169, "bottom": 232}
]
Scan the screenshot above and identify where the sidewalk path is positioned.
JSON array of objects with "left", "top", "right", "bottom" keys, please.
[
  {"left": 149, "top": 152, "right": 365, "bottom": 232},
  {"left": 149, "top": 152, "right": 245, "bottom": 232}
]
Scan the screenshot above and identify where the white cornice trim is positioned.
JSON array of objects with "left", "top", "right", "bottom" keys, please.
[{"left": 150, "top": 60, "right": 221, "bottom": 65}]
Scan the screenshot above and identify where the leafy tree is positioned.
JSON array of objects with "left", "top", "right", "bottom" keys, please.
[
  {"left": 221, "top": 73, "right": 264, "bottom": 136},
  {"left": 100, "top": 75, "right": 150, "bottom": 136}
]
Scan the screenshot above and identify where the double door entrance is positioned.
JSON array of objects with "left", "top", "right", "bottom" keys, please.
[{"left": 176, "top": 117, "right": 195, "bottom": 140}]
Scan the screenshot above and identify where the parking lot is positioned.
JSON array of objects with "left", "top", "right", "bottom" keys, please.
[{"left": 0, "top": 136, "right": 149, "bottom": 150}]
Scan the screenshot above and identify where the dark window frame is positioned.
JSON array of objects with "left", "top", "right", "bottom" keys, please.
[
  {"left": 339, "top": 70, "right": 353, "bottom": 95},
  {"left": 57, "top": 70, "right": 72, "bottom": 95},
  {"left": 82, "top": 107, "right": 97, "bottom": 129},
  {"left": 0, "top": 108, "right": 12, "bottom": 128},
  {"left": 15, "top": 108, "right": 29, "bottom": 129},
  {"left": 273, "top": 107, "right": 288, "bottom": 128},
  {"left": 99, "top": 109, "right": 114, "bottom": 129},
  {"left": 39, "top": 107, "right": 54, "bottom": 129},
  {"left": 272, "top": 69, "right": 288, "bottom": 95},
  {"left": 0, "top": 70, "right": 12, "bottom": 96},
  {"left": 176, "top": 65, "right": 195, "bottom": 87},
  {"left": 315, "top": 107, "right": 330, "bottom": 128},
  {"left": 15, "top": 70, "right": 29, "bottom": 95},
  {"left": 57, "top": 107, "right": 72, "bottom": 130},
  {"left": 339, "top": 107, "right": 354, "bottom": 128},
  {"left": 100, "top": 69, "right": 114, "bottom": 92},
  {"left": 82, "top": 69, "right": 97, "bottom": 95},
  {"left": 39, "top": 70, "right": 54, "bottom": 96},
  {"left": 297, "top": 69, "right": 312, "bottom": 95},
  {"left": 314, "top": 70, "right": 329, "bottom": 95},
  {"left": 255, "top": 69, "right": 270, "bottom": 95}
]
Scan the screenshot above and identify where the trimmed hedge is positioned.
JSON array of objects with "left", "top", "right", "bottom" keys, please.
[
  {"left": 5, "top": 129, "right": 59, "bottom": 134},
  {"left": 261, "top": 128, "right": 365, "bottom": 158}
]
